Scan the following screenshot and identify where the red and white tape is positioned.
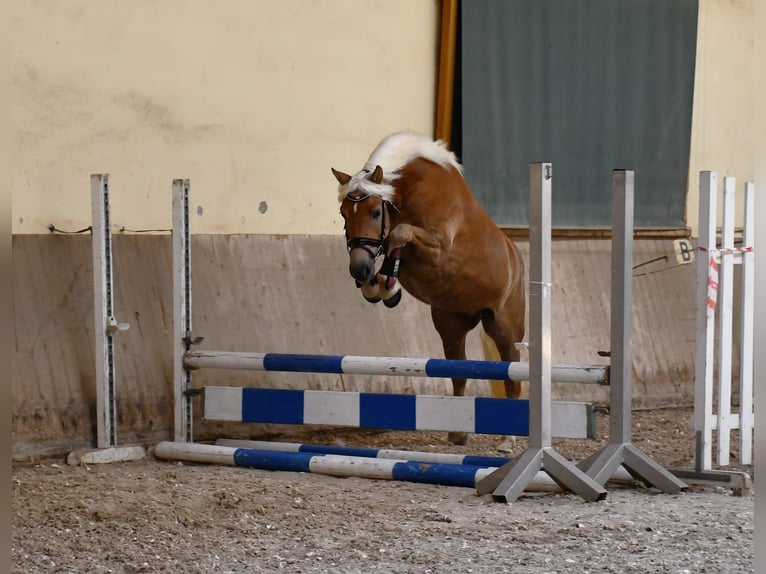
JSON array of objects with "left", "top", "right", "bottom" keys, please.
[
  {"left": 706, "top": 257, "right": 719, "bottom": 314},
  {"left": 699, "top": 245, "right": 753, "bottom": 314},
  {"left": 712, "top": 246, "right": 754, "bottom": 256}
]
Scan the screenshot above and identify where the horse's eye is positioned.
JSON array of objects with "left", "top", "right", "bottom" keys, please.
[{"left": 371, "top": 209, "right": 382, "bottom": 220}]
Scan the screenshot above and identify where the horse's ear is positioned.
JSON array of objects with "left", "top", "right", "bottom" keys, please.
[
  {"left": 369, "top": 165, "right": 384, "bottom": 184},
  {"left": 331, "top": 168, "right": 352, "bottom": 185}
]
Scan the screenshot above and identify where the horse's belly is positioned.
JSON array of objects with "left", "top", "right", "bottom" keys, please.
[
  {"left": 399, "top": 268, "right": 504, "bottom": 313},
  {"left": 395, "top": 231, "right": 519, "bottom": 313}
]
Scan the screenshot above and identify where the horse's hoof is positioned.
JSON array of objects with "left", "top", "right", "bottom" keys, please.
[
  {"left": 383, "top": 289, "right": 402, "bottom": 308},
  {"left": 448, "top": 432, "right": 468, "bottom": 446},
  {"left": 360, "top": 279, "right": 381, "bottom": 303}
]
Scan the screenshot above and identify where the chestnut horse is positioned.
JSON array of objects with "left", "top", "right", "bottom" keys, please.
[{"left": 332, "top": 131, "right": 525, "bottom": 445}]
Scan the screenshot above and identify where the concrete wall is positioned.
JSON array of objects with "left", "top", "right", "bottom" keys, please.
[{"left": 14, "top": 233, "right": 739, "bottom": 460}]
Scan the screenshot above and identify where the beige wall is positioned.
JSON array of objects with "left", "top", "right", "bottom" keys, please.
[
  {"left": 12, "top": 0, "right": 758, "bottom": 237},
  {"left": 687, "top": 0, "right": 755, "bottom": 234},
  {"left": 12, "top": 0, "right": 439, "bottom": 235}
]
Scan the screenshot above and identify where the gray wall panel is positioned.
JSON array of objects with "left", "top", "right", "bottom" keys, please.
[{"left": 461, "top": 0, "right": 698, "bottom": 228}]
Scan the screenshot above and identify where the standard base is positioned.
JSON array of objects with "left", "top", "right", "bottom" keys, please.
[
  {"left": 579, "top": 442, "right": 687, "bottom": 493},
  {"left": 475, "top": 447, "right": 608, "bottom": 503},
  {"left": 668, "top": 467, "right": 752, "bottom": 497},
  {"left": 67, "top": 445, "right": 147, "bottom": 465}
]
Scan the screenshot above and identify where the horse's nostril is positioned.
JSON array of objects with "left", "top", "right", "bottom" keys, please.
[
  {"left": 349, "top": 248, "right": 376, "bottom": 284},
  {"left": 349, "top": 263, "right": 371, "bottom": 283}
]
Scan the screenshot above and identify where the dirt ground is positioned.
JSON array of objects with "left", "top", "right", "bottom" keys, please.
[{"left": 13, "top": 407, "right": 754, "bottom": 573}]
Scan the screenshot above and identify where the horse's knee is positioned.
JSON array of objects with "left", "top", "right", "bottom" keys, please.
[{"left": 386, "top": 224, "right": 413, "bottom": 252}]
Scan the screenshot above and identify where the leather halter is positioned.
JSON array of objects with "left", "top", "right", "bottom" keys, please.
[{"left": 343, "top": 192, "right": 400, "bottom": 260}]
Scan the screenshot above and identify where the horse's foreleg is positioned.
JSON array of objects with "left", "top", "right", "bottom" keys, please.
[
  {"left": 431, "top": 307, "right": 479, "bottom": 445},
  {"left": 378, "top": 224, "right": 446, "bottom": 308},
  {"left": 502, "top": 344, "right": 522, "bottom": 399},
  {"left": 481, "top": 315, "right": 525, "bottom": 399},
  {"left": 481, "top": 306, "right": 526, "bottom": 453},
  {"left": 375, "top": 249, "right": 403, "bottom": 307}
]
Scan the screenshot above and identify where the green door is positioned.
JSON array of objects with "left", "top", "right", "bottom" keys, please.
[{"left": 460, "top": 0, "right": 699, "bottom": 229}]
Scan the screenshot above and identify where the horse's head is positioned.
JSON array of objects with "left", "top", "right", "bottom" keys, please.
[{"left": 333, "top": 165, "right": 394, "bottom": 285}]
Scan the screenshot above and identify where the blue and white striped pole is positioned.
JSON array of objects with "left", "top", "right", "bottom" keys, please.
[
  {"left": 202, "top": 386, "right": 594, "bottom": 439},
  {"left": 184, "top": 350, "right": 609, "bottom": 385},
  {"left": 153, "top": 441, "right": 635, "bottom": 491},
  {"left": 153, "top": 441, "right": 499, "bottom": 489},
  {"left": 216, "top": 438, "right": 512, "bottom": 468},
  {"left": 216, "top": 439, "right": 635, "bottom": 486}
]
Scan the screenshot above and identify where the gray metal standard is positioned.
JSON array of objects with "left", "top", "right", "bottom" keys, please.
[
  {"left": 173, "top": 179, "right": 194, "bottom": 443},
  {"left": 67, "top": 175, "right": 144, "bottom": 465},
  {"left": 92, "top": 174, "right": 119, "bottom": 448},
  {"left": 475, "top": 163, "right": 607, "bottom": 503},
  {"left": 576, "top": 171, "right": 687, "bottom": 494}
]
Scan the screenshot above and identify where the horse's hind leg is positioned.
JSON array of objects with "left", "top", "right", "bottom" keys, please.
[{"left": 430, "top": 307, "right": 480, "bottom": 445}]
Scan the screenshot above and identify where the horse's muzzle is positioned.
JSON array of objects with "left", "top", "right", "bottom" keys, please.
[{"left": 348, "top": 247, "right": 376, "bottom": 284}]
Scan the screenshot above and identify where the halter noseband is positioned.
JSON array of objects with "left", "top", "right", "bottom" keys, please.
[{"left": 344, "top": 192, "right": 400, "bottom": 260}]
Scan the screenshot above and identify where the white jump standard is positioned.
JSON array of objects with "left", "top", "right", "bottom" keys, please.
[
  {"left": 671, "top": 171, "right": 755, "bottom": 496},
  {"left": 68, "top": 175, "right": 145, "bottom": 465},
  {"left": 695, "top": 172, "right": 755, "bottom": 469}
]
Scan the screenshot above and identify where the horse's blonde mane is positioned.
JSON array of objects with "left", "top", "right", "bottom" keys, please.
[{"left": 336, "top": 131, "right": 463, "bottom": 202}]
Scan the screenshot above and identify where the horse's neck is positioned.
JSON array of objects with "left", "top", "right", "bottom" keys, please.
[{"left": 394, "top": 185, "right": 467, "bottom": 229}]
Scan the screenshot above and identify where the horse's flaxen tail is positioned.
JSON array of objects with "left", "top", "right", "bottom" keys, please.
[{"left": 479, "top": 328, "right": 507, "bottom": 398}]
